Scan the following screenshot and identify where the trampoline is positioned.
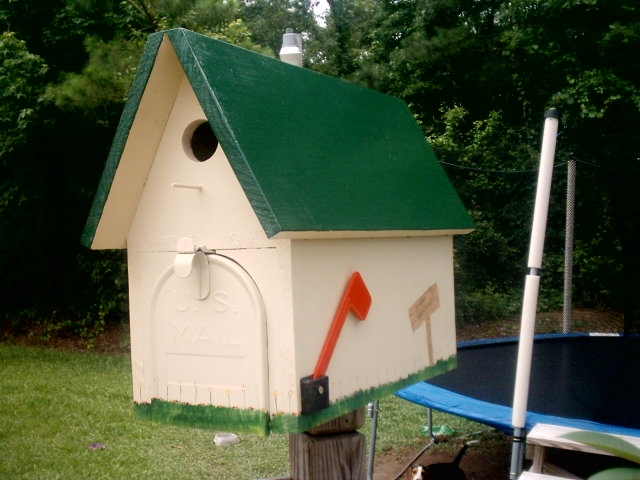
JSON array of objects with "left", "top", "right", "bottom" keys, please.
[{"left": 396, "top": 333, "right": 640, "bottom": 437}]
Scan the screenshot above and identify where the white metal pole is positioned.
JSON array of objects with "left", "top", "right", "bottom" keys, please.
[
  {"left": 509, "top": 108, "right": 560, "bottom": 479},
  {"left": 367, "top": 400, "right": 379, "bottom": 480}
]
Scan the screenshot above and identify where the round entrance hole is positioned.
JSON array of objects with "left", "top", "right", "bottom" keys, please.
[{"left": 184, "top": 120, "right": 218, "bottom": 162}]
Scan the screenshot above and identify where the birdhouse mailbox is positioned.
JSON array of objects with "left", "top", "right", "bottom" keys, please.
[{"left": 82, "top": 28, "right": 474, "bottom": 435}]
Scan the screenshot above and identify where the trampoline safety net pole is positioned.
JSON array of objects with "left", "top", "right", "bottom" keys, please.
[{"left": 509, "top": 108, "right": 560, "bottom": 480}]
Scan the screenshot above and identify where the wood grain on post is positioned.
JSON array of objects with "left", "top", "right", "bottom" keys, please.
[
  {"left": 289, "top": 408, "right": 367, "bottom": 480},
  {"left": 290, "top": 431, "right": 366, "bottom": 480}
]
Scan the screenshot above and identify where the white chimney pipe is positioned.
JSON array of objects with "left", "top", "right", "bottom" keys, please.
[{"left": 279, "top": 28, "right": 303, "bottom": 67}]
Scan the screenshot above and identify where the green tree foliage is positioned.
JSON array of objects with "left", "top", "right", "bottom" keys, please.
[
  {"left": 0, "top": 0, "right": 273, "bottom": 339},
  {"left": 307, "top": 0, "right": 383, "bottom": 79},
  {"left": 239, "top": 0, "right": 319, "bottom": 55},
  {"left": 0, "top": 30, "right": 126, "bottom": 336},
  {"left": 0, "top": 33, "right": 55, "bottom": 320},
  {"left": 0, "top": 32, "right": 48, "bottom": 158},
  {"left": 45, "top": 36, "right": 144, "bottom": 126},
  {"left": 543, "top": 0, "right": 640, "bottom": 331},
  {"left": 427, "top": 107, "right": 541, "bottom": 322},
  {"left": 1, "top": 0, "right": 638, "bottom": 336},
  {"left": 0, "top": 2, "right": 131, "bottom": 338},
  {"left": 319, "top": 0, "right": 639, "bottom": 327}
]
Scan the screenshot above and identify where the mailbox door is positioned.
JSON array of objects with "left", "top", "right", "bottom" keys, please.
[{"left": 150, "top": 253, "right": 268, "bottom": 411}]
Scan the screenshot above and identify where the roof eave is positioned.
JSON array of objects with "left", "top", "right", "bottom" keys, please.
[
  {"left": 81, "top": 31, "right": 168, "bottom": 249},
  {"left": 272, "top": 228, "right": 474, "bottom": 240}
]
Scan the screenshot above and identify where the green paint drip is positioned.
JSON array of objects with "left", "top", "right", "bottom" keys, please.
[
  {"left": 134, "top": 355, "right": 456, "bottom": 435},
  {"left": 270, "top": 355, "right": 457, "bottom": 433},
  {"left": 135, "top": 400, "right": 270, "bottom": 436}
]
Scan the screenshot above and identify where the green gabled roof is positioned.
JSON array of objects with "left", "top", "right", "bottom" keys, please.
[{"left": 82, "top": 28, "right": 472, "bottom": 247}]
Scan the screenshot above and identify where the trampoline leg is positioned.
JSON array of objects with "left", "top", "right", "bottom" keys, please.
[
  {"left": 367, "top": 400, "right": 380, "bottom": 480},
  {"left": 426, "top": 408, "right": 434, "bottom": 441},
  {"left": 509, "top": 427, "right": 526, "bottom": 480}
]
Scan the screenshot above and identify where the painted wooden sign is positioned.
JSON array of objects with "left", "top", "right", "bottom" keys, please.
[{"left": 82, "top": 28, "right": 473, "bottom": 435}]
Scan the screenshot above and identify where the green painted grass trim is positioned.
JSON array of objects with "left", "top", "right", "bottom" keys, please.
[
  {"left": 134, "top": 399, "right": 270, "bottom": 436},
  {"left": 269, "top": 355, "right": 457, "bottom": 433},
  {"left": 134, "top": 356, "right": 455, "bottom": 435}
]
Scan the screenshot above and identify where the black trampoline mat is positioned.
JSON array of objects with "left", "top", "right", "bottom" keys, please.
[{"left": 427, "top": 335, "right": 640, "bottom": 430}]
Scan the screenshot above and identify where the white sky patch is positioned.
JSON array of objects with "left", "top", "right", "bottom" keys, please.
[{"left": 313, "top": 0, "right": 330, "bottom": 27}]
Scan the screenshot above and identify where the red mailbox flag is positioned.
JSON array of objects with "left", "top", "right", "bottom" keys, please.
[{"left": 313, "top": 272, "right": 372, "bottom": 379}]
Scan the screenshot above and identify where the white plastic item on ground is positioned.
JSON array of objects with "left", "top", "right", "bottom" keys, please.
[{"left": 214, "top": 433, "right": 239, "bottom": 446}]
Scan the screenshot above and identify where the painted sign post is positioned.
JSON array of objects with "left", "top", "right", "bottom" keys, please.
[{"left": 409, "top": 283, "right": 441, "bottom": 365}]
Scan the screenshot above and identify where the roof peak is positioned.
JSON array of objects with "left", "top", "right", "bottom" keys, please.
[{"left": 82, "top": 29, "right": 473, "bottom": 249}]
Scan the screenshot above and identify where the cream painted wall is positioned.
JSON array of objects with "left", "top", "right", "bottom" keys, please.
[
  {"left": 126, "top": 75, "right": 268, "bottom": 251},
  {"left": 124, "top": 54, "right": 457, "bottom": 419},
  {"left": 126, "top": 72, "right": 298, "bottom": 413},
  {"left": 289, "top": 236, "right": 457, "bottom": 406}
]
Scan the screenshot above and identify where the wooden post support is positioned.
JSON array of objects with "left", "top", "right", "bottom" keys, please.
[{"left": 289, "top": 408, "right": 366, "bottom": 480}]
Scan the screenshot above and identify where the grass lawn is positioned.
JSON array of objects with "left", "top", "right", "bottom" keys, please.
[{"left": 0, "top": 343, "right": 494, "bottom": 479}]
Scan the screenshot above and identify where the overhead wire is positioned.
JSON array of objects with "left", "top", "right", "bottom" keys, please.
[{"left": 438, "top": 157, "right": 606, "bottom": 174}]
